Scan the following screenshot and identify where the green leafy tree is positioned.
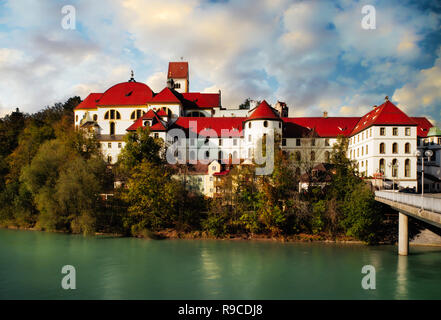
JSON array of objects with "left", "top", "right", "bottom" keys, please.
[{"left": 116, "top": 127, "right": 163, "bottom": 179}]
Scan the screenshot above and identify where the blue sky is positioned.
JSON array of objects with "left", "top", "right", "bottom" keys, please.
[{"left": 0, "top": 0, "right": 440, "bottom": 125}]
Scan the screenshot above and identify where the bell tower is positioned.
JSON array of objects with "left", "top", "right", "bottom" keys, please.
[{"left": 167, "top": 61, "right": 189, "bottom": 93}]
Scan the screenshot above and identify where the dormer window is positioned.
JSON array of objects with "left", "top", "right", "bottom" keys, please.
[{"left": 125, "top": 91, "right": 133, "bottom": 96}]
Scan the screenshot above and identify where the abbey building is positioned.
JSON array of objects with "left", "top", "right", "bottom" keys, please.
[{"left": 74, "top": 62, "right": 440, "bottom": 195}]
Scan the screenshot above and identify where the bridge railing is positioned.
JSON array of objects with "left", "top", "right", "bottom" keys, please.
[{"left": 375, "top": 191, "right": 441, "bottom": 214}]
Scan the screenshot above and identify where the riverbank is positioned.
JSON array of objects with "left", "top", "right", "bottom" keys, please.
[
  {"left": 0, "top": 224, "right": 367, "bottom": 244},
  {"left": 4, "top": 224, "right": 441, "bottom": 246}
]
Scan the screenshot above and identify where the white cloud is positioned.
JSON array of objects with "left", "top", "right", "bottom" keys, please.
[
  {"left": 393, "top": 49, "right": 441, "bottom": 114},
  {"left": 0, "top": 0, "right": 439, "bottom": 124}
]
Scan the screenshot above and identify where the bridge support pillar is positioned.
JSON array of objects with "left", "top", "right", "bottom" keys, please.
[{"left": 398, "top": 212, "right": 409, "bottom": 256}]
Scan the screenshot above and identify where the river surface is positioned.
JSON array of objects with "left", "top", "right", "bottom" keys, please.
[{"left": 0, "top": 228, "right": 440, "bottom": 299}]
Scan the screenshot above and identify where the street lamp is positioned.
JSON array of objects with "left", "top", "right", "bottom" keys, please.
[
  {"left": 388, "top": 160, "right": 399, "bottom": 192},
  {"left": 415, "top": 149, "right": 434, "bottom": 197}
]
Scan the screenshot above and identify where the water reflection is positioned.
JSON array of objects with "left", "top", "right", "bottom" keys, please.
[{"left": 395, "top": 256, "right": 408, "bottom": 299}]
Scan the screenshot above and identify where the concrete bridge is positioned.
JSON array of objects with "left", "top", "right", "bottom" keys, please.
[{"left": 375, "top": 190, "right": 441, "bottom": 255}]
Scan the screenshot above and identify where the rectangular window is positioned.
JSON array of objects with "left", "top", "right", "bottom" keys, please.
[
  {"left": 370, "top": 128, "right": 372, "bottom": 137},
  {"left": 190, "top": 138, "right": 195, "bottom": 146},
  {"left": 325, "top": 139, "right": 330, "bottom": 146},
  {"left": 296, "top": 139, "right": 301, "bottom": 146},
  {"left": 233, "top": 139, "right": 237, "bottom": 146},
  {"left": 393, "top": 127, "right": 398, "bottom": 136},
  {"left": 248, "top": 135, "right": 251, "bottom": 142},
  {"left": 154, "top": 133, "right": 159, "bottom": 139},
  {"left": 108, "top": 143, "right": 112, "bottom": 148},
  {"left": 282, "top": 138, "right": 286, "bottom": 146},
  {"left": 219, "top": 139, "right": 222, "bottom": 146},
  {"left": 118, "top": 142, "right": 122, "bottom": 148},
  {"left": 405, "top": 127, "right": 411, "bottom": 136},
  {"left": 380, "top": 127, "right": 385, "bottom": 136},
  {"left": 311, "top": 139, "right": 316, "bottom": 146}
]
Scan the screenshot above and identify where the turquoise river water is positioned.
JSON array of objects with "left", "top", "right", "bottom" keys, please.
[{"left": 0, "top": 228, "right": 440, "bottom": 299}]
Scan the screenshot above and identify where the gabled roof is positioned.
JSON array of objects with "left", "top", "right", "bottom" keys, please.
[
  {"left": 151, "top": 87, "right": 182, "bottom": 104},
  {"left": 351, "top": 100, "right": 416, "bottom": 136},
  {"left": 97, "top": 82, "right": 154, "bottom": 106},
  {"left": 412, "top": 117, "right": 433, "bottom": 137},
  {"left": 156, "top": 109, "right": 168, "bottom": 116},
  {"left": 75, "top": 93, "right": 102, "bottom": 110},
  {"left": 126, "top": 111, "right": 167, "bottom": 132},
  {"left": 172, "top": 117, "right": 245, "bottom": 137},
  {"left": 142, "top": 109, "right": 157, "bottom": 119},
  {"left": 168, "top": 62, "right": 189, "bottom": 79},
  {"left": 283, "top": 117, "right": 360, "bottom": 137},
  {"left": 182, "top": 93, "right": 220, "bottom": 108},
  {"left": 247, "top": 100, "right": 280, "bottom": 120}
]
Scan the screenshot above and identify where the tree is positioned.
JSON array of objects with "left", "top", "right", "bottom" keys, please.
[
  {"left": 116, "top": 127, "right": 163, "bottom": 179},
  {"left": 122, "top": 161, "right": 182, "bottom": 234},
  {"left": 340, "top": 183, "right": 383, "bottom": 244}
]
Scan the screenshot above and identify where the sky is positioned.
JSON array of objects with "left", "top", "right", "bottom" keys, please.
[{"left": 0, "top": 0, "right": 440, "bottom": 125}]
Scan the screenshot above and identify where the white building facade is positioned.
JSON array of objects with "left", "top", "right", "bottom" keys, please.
[{"left": 74, "top": 62, "right": 436, "bottom": 193}]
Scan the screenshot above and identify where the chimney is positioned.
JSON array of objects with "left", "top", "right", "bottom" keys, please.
[{"left": 323, "top": 111, "right": 328, "bottom": 118}]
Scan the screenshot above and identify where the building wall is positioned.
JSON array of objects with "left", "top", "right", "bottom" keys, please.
[{"left": 349, "top": 125, "right": 417, "bottom": 188}]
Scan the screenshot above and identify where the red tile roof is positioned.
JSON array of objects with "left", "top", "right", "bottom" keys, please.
[
  {"left": 247, "top": 100, "right": 280, "bottom": 120},
  {"left": 151, "top": 87, "right": 182, "bottom": 103},
  {"left": 173, "top": 117, "right": 245, "bottom": 137},
  {"left": 182, "top": 93, "right": 220, "bottom": 108},
  {"left": 156, "top": 109, "right": 168, "bottom": 116},
  {"left": 168, "top": 62, "right": 189, "bottom": 79},
  {"left": 142, "top": 109, "right": 157, "bottom": 119},
  {"left": 126, "top": 110, "right": 167, "bottom": 132},
  {"left": 74, "top": 93, "right": 102, "bottom": 110},
  {"left": 214, "top": 170, "right": 230, "bottom": 176},
  {"left": 351, "top": 100, "right": 416, "bottom": 136},
  {"left": 97, "top": 82, "right": 154, "bottom": 106},
  {"left": 282, "top": 117, "right": 360, "bottom": 137},
  {"left": 411, "top": 117, "right": 433, "bottom": 137}
]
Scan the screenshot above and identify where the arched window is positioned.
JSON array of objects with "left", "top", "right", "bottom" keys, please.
[
  {"left": 110, "top": 122, "right": 115, "bottom": 135},
  {"left": 264, "top": 120, "right": 268, "bottom": 127},
  {"left": 392, "top": 143, "right": 398, "bottom": 154},
  {"left": 107, "top": 155, "right": 112, "bottom": 163},
  {"left": 379, "top": 159, "right": 385, "bottom": 174},
  {"left": 325, "top": 151, "right": 330, "bottom": 163},
  {"left": 392, "top": 159, "right": 398, "bottom": 177},
  {"left": 218, "top": 150, "right": 223, "bottom": 160},
  {"left": 205, "top": 150, "right": 210, "bottom": 158},
  {"left": 295, "top": 151, "right": 301, "bottom": 162},
  {"left": 131, "top": 109, "right": 145, "bottom": 120},
  {"left": 93, "top": 114, "right": 98, "bottom": 121},
  {"left": 379, "top": 143, "right": 385, "bottom": 154},
  {"left": 248, "top": 122, "right": 251, "bottom": 128},
  {"left": 310, "top": 151, "right": 315, "bottom": 161},
  {"left": 104, "top": 110, "right": 121, "bottom": 120},
  {"left": 405, "top": 143, "right": 410, "bottom": 154},
  {"left": 405, "top": 159, "right": 410, "bottom": 177}
]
